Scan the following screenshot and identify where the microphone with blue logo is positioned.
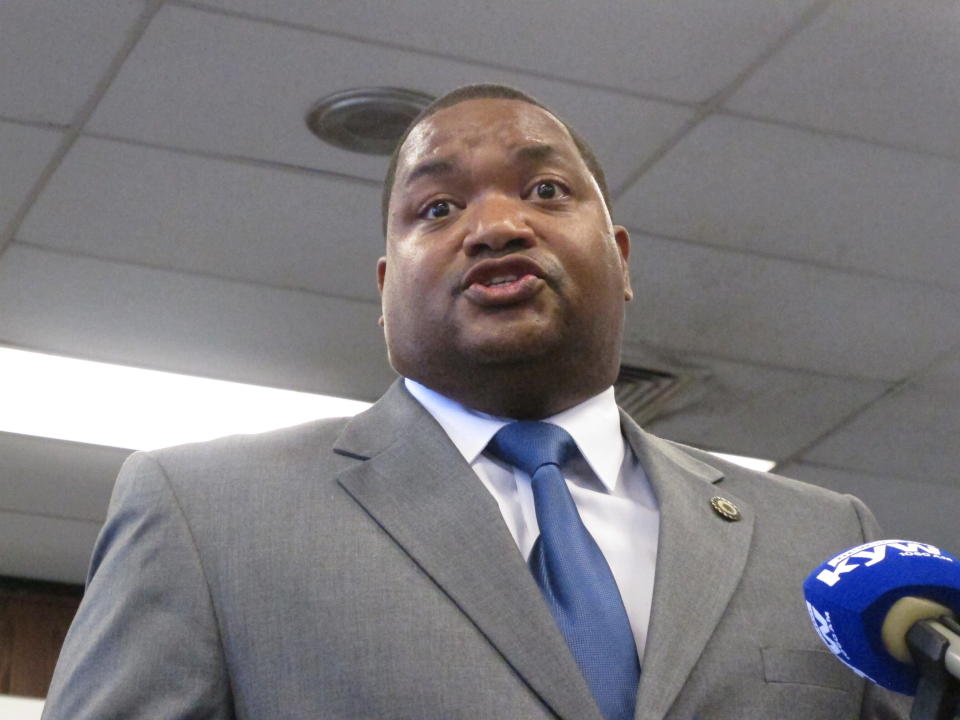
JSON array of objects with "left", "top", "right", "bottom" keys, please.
[{"left": 803, "top": 539, "right": 960, "bottom": 720}]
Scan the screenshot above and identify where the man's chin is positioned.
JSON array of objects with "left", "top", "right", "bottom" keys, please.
[
  {"left": 458, "top": 333, "right": 561, "bottom": 366},
  {"left": 456, "top": 310, "right": 565, "bottom": 359}
]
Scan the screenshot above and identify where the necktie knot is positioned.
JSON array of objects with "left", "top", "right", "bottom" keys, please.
[{"left": 488, "top": 421, "right": 579, "bottom": 477}]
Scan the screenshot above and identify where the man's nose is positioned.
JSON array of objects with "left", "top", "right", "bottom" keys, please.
[{"left": 462, "top": 195, "right": 536, "bottom": 256}]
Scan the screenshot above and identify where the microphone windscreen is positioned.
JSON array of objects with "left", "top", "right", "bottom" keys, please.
[{"left": 803, "top": 539, "right": 960, "bottom": 694}]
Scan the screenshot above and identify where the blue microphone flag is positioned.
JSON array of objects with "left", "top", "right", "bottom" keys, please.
[{"left": 803, "top": 539, "right": 960, "bottom": 695}]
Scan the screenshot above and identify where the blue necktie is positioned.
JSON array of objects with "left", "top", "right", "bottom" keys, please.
[{"left": 488, "top": 421, "right": 640, "bottom": 720}]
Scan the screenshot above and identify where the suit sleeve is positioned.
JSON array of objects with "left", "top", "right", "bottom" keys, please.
[
  {"left": 847, "top": 495, "right": 912, "bottom": 720},
  {"left": 42, "top": 452, "right": 234, "bottom": 720}
]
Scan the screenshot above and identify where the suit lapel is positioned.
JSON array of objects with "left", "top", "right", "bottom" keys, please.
[
  {"left": 334, "top": 381, "right": 605, "bottom": 720},
  {"left": 621, "top": 416, "right": 755, "bottom": 720}
]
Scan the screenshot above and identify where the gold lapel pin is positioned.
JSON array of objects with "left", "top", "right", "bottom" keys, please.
[{"left": 710, "top": 496, "right": 741, "bottom": 521}]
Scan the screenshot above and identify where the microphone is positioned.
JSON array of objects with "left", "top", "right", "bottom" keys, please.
[{"left": 803, "top": 539, "right": 960, "bottom": 715}]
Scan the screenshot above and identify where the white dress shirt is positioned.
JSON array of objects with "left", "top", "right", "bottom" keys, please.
[{"left": 405, "top": 378, "right": 660, "bottom": 660}]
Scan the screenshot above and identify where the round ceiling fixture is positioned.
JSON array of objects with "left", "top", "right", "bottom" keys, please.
[{"left": 306, "top": 87, "right": 435, "bottom": 156}]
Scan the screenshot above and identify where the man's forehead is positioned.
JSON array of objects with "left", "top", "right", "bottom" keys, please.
[{"left": 397, "top": 99, "right": 579, "bottom": 176}]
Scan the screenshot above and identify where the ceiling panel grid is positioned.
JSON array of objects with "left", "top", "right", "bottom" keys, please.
[
  {"left": 728, "top": 0, "right": 960, "bottom": 160},
  {"left": 2, "top": 0, "right": 960, "bottom": 585},
  {"left": 86, "top": 4, "right": 692, "bottom": 190},
  {"left": 0, "top": 0, "right": 147, "bottom": 126}
]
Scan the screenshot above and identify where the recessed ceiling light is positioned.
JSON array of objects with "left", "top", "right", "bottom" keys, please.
[{"left": 306, "top": 87, "right": 434, "bottom": 155}]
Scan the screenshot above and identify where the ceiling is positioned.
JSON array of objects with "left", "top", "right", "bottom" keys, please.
[{"left": 1, "top": 0, "right": 959, "bottom": 584}]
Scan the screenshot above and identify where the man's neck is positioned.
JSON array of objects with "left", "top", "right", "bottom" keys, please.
[{"left": 406, "top": 366, "right": 615, "bottom": 420}]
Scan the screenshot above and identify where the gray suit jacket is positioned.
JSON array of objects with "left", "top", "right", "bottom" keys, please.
[{"left": 44, "top": 380, "right": 910, "bottom": 719}]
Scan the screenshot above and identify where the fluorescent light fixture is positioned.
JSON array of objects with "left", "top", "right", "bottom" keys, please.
[
  {"left": 0, "top": 346, "right": 779, "bottom": 471},
  {"left": 0, "top": 695, "right": 44, "bottom": 720},
  {"left": 0, "top": 346, "right": 372, "bottom": 450},
  {"left": 708, "top": 451, "right": 777, "bottom": 473}
]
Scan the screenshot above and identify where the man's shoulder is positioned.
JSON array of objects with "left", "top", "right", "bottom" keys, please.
[
  {"left": 659, "top": 434, "right": 861, "bottom": 512},
  {"left": 650, "top": 433, "right": 880, "bottom": 566},
  {"left": 153, "top": 415, "right": 350, "bottom": 463},
  {"left": 119, "top": 415, "right": 357, "bottom": 500}
]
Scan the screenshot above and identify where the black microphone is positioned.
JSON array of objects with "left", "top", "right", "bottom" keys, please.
[{"left": 803, "top": 539, "right": 960, "bottom": 719}]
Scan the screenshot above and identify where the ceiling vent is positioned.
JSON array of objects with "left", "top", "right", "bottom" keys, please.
[
  {"left": 306, "top": 87, "right": 434, "bottom": 155},
  {"left": 614, "top": 364, "right": 702, "bottom": 426}
]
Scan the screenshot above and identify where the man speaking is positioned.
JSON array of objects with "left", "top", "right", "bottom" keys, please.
[{"left": 43, "top": 84, "right": 909, "bottom": 719}]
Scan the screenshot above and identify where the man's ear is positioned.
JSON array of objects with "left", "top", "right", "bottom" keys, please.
[
  {"left": 376, "top": 257, "right": 387, "bottom": 295},
  {"left": 613, "top": 225, "right": 633, "bottom": 301},
  {"left": 376, "top": 257, "right": 387, "bottom": 326}
]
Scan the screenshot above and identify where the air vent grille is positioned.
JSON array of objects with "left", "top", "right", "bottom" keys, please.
[{"left": 614, "top": 365, "right": 697, "bottom": 425}]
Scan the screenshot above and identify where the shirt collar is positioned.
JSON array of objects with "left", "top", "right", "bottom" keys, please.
[{"left": 404, "top": 378, "right": 625, "bottom": 493}]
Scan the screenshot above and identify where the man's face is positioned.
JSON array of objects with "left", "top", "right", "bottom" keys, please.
[{"left": 378, "top": 98, "right": 632, "bottom": 397}]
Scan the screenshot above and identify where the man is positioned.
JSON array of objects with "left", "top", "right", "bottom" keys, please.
[{"left": 43, "top": 84, "right": 910, "bottom": 719}]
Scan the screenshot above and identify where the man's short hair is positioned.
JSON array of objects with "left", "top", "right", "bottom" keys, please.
[{"left": 381, "top": 83, "right": 611, "bottom": 236}]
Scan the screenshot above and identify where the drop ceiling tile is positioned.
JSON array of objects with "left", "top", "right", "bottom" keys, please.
[
  {"left": 0, "top": 122, "right": 63, "bottom": 231},
  {"left": 86, "top": 4, "right": 691, "bottom": 190},
  {"left": 0, "top": 432, "right": 129, "bottom": 523},
  {"left": 19, "top": 137, "right": 383, "bottom": 302},
  {"left": 0, "top": 0, "right": 145, "bottom": 125},
  {"left": 624, "top": 233, "right": 960, "bottom": 381},
  {"left": 801, "top": 352, "right": 960, "bottom": 482},
  {"left": 629, "top": 348, "right": 889, "bottom": 462},
  {"left": 615, "top": 115, "right": 960, "bottom": 289},
  {"left": 0, "top": 244, "right": 394, "bottom": 401},
  {"left": 0, "top": 510, "right": 100, "bottom": 583},
  {"left": 196, "top": 0, "right": 817, "bottom": 103},
  {"left": 728, "top": 0, "right": 960, "bottom": 159},
  {"left": 778, "top": 462, "right": 960, "bottom": 552}
]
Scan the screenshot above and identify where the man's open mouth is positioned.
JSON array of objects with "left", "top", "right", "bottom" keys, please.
[{"left": 461, "top": 258, "right": 546, "bottom": 306}]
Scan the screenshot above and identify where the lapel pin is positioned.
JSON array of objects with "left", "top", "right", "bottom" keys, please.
[{"left": 710, "top": 496, "right": 741, "bottom": 521}]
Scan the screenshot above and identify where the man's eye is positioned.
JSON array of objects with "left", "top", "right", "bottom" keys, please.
[
  {"left": 422, "top": 200, "right": 451, "bottom": 220},
  {"left": 533, "top": 181, "right": 563, "bottom": 200}
]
